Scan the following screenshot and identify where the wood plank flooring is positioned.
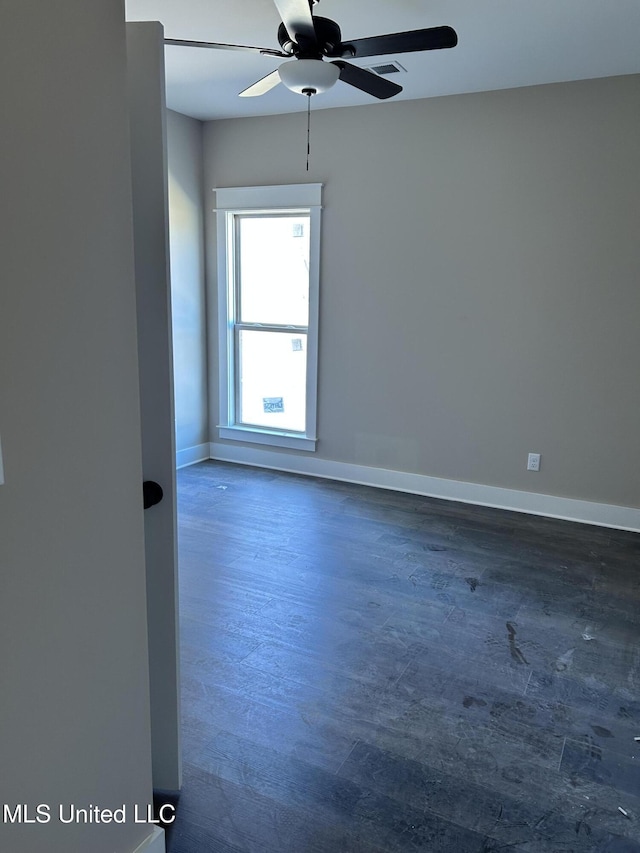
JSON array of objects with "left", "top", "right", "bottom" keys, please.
[{"left": 161, "top": 460, "right": 640, "bottom": 852}]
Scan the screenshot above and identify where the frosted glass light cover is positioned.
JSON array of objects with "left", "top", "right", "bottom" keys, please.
[{"left": 278, "top": 59, "right": 340, "bottom": 94}]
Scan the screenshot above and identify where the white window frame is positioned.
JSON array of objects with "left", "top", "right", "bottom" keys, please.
[{"left": 215, "top": 184, "right": 322, "bottom": 451}]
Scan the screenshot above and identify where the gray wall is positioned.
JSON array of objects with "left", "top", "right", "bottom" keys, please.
[
  {"left": 203, "top": 74, "right": 640, "bottom": 509},
  {"left": 167, "top": 110, "right": 208, "bottom": 462},
  {"left": 0, "top": 2, "right": 154, "bottom": 853}
]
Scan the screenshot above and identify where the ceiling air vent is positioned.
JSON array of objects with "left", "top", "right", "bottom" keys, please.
[{"left": 366, "top": 61, "right": 407, "bottom": 76}]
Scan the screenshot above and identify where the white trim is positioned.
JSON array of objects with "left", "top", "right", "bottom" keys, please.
[
  {"left": 214, "top": 183, "right": 322, "bottom": 209},
  {"left": 218, "top": 426, "right": 316, "bottom": 451},
  {"left": 131, "top": 827, "right": 165, "bottom": 853},
  {"left": 208, "top": 442, "right": 640, "bottom": 533},
  {"left": 216, "top": 206, "right": 232, "bottom": 429},
  {"left": 305, "top": 204, "right": 321, "bottom": 441},
  {"left": 176, "top": 442, "right": 210, "bottom": 469}
]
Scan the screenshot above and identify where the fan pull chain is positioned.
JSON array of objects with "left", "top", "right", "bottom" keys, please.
[{"left": 306, "top": 91, "right": 312, "bottom": 172}]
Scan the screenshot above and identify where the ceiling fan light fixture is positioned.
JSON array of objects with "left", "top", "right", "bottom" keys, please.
[{"left": 278, "top": 59, "right": 340, "bottom": 95}]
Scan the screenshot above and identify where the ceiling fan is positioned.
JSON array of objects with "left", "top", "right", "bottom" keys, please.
[{"left": 165, "top": 0, "right": 458, "bottom": 101}]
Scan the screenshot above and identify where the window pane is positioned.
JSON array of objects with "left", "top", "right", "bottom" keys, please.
[
  {"left": 237, "top": 330, "right": 307, "bottom": 432},
  {"left": 238, "top": 215, "right": 310, "bottom": 326}
]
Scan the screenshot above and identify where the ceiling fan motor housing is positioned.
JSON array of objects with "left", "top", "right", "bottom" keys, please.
[{"left": 277, "top": 17, "right": 346, "bottom": 58}]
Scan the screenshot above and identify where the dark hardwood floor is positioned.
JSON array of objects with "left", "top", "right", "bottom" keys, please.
[{"left": 162, "top": 460, "right": 640, "bottom": 852}]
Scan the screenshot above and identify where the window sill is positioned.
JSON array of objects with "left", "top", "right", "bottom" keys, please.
[{"left": 218, "top": 426, "right": 317, "bottom": 452}]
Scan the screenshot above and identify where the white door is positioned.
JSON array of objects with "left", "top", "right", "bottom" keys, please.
[{"left": 127, "top": 21, "right": 181, "bottom": 793}]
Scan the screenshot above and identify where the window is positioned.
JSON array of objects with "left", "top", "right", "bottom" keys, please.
[{"left": 215, "top": 184, "right": 322, "bottom": 451}]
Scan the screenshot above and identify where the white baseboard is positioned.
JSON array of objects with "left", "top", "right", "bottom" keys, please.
[
  {"left": 209, "top": 442, "right": 640, "bottom": 533},
  {"left": 176, "top": 442, "right": 210, "bottom": 469},
  {"left": 131, "top": 827, "right": 165, "bottom": 853}
]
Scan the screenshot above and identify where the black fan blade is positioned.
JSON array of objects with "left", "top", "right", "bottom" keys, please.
[
  {"left": 272, "top": 0, "right": 317, "bottom": 51},
  {"left": 164, "top": 38, "right": 286, "bottom": 58},
  {"left": 342, "top": 26, "right": 457, "bottom": 59},
  {"left": 333, "top": 61, "right": 402, "bottom": 100},
  {"left": 239, "top": 69, "right": 282, "bottom": 97}
]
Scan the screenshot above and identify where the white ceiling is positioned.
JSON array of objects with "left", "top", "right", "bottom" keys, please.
[{"left": 125, "top": 0, "right": 640, "bottom": 121}]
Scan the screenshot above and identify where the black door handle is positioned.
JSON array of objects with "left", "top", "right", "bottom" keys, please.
[{"left": 143, "top": 480, "right": 163, "bottom": 509}]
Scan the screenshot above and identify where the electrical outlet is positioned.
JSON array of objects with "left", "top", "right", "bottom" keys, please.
[{"left": 527, "top": 453, "right": 541, "bottom": 472}]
